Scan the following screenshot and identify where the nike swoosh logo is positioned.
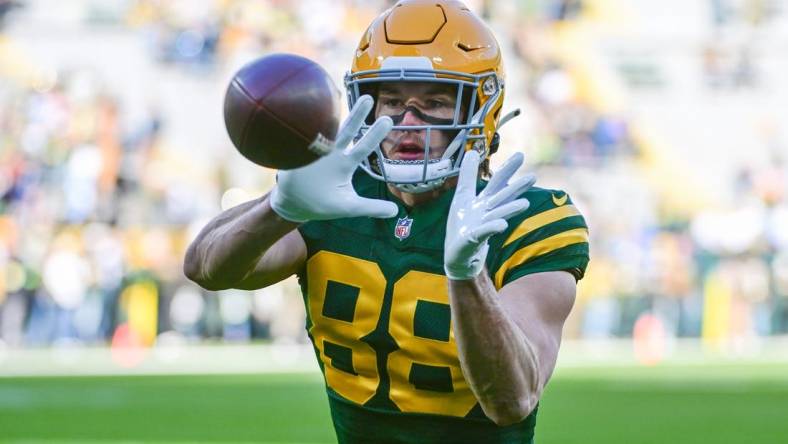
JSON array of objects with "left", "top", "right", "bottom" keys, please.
[{"left": 552, "top": 193, "right": 568, "bottom": 206}]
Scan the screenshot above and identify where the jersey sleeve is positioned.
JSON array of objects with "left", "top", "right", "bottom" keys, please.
[{"left": 486, "top": 188, "right": 590, "bottom": 289}]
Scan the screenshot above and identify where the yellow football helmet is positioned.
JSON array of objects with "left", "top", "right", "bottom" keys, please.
[{"left": 345, "top": 0, "right": 506, "bottom": 193}]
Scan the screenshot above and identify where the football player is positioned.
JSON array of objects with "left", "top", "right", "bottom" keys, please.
[{"left": 184, "top": 1, "right": 589, "bottom": 442}]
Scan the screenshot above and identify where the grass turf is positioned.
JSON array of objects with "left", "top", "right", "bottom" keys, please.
[{"left": 1, "top": 363, "right": 787, "bottom": 443}]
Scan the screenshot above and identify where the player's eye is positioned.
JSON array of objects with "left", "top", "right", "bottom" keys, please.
[
  {"left": 426, "top": 100, "right": 446, "bottom": 109},
  {"left": 382, "top": 98, "right": 403, "bottom": 108}
]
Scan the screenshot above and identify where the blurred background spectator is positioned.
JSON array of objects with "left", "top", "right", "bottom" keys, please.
[{"left": 2, "top": 0, "right": 788, "bottom": 361}]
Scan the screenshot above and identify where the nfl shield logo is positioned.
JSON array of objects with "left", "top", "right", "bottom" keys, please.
[{"left": 394, "top": 217, "right": 413, "bottom": 240}]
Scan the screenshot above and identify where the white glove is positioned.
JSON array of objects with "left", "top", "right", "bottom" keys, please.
[
  {"left": 270, "top": 95, "right": 399, "bottom": 223},
  {"left": 444, "top": 151, "right": 536, "bottom": 280}
]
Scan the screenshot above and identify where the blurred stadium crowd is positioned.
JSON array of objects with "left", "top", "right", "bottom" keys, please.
[{"left": 1, "top": 0, "right": 788, "bottom": 359}]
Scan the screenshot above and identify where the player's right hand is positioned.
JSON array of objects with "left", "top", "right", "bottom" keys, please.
[{"left": 270, "top": 95, "right": 399, "bottom": 223}]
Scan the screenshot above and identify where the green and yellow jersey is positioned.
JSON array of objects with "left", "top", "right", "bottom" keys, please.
[{"left": 297, "top": 171, "right": 589, "bottom": 444}]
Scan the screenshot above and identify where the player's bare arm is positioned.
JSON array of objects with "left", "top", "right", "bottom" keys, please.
[
  {"left": 183, "top": 195, "right": 305, "bottom": 291},
  {"left": 448, "top": 270, "right": 576, "bottom": 426}
]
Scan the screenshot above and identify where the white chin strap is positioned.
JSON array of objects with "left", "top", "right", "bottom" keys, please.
[{"left": 379, "top": 158, "right": 453, "bottom": 193}]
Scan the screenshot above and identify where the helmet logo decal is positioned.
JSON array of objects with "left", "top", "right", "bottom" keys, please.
[
  {"left": 482, "top": 76, "right": 498, "bottom": 96},
  {"left": 394, "top": 216, "right": 414, "bottom": 240}
]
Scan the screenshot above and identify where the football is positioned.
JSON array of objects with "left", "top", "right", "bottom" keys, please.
[{"left": 223, "top": 53, "right": 342, "bottom": 169}]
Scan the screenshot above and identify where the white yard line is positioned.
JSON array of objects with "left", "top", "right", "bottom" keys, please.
[
  {"left": 2, "top": 338, "right": 788, "bottom": 378},
  {"left": 0, "top": 343, "right": 320, "bottom": 378}
]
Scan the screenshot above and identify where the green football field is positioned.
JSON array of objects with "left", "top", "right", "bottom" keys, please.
[{"left": 1, "top": 363, "right": 787, "bottom": 444}]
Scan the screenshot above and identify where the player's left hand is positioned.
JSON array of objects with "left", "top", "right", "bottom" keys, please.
[{"left": 444, "top": 151, "right": 536, "bottom": 280}]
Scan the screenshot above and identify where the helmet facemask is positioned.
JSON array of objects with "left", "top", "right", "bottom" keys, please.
[{"left": 345, "top": 62, "right": 503, "bottom": 194}]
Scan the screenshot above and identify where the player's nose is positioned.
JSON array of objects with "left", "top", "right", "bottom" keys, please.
[{"left": 399, "top": 108, "right": 425, "bottom": 126}]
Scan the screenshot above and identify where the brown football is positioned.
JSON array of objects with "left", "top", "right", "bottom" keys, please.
[{"left": 223, "top": 53, "right": 341, "bottom": 169}]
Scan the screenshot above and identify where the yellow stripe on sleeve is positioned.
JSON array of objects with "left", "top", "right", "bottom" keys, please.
[
  {"left": 494, "top": 228, "right": 589, "bottom": 289},
  {"left": 503, "top": 205, "right": 581, "bottom": 248}
]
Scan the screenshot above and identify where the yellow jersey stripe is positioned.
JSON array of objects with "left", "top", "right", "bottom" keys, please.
[
  {"left": 494, "top": 228, "right": 589, "bottom": 289},
  {"left": 503, "top": 205, "right": 581, "bottom": 247}
]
